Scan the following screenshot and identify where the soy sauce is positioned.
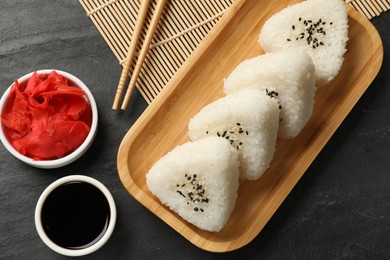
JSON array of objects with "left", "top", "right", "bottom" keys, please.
[{"left": 41, "top": 181, "right": 110, "bottom": 249}]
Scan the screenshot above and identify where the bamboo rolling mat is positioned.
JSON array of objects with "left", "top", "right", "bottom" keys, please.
[
  {"left": 79, "top": 0, "right": 389, "bottom": 104},
  {"left": 347, "top": 0, "right": 390, "bottom": 19},
  {"left": 79, "top": 0, "right": 236, "bottom": 104}
]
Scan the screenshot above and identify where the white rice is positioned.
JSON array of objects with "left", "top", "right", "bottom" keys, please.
[
  {"left": 146, "top": 137, "right": 240, "bottom": 232},
  {"left": 258, "top": 0, "right": 348, "bottom": 87},
  {"left": 224, "top": 50, "right": 316, "bottom": 139},
  {"left": 188, "top": 88, "right": 280, "bottom": 180}
]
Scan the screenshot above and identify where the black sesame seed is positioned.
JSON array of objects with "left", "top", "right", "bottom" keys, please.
[
  {"left": 194, "top": 207, "right": 199, "bottom": 212},
  {"left": 292, "top": 25, "right": 295, "bottom": 30},
  {"left": 177, "top": 190, "right": 185, "bottom": 198}
]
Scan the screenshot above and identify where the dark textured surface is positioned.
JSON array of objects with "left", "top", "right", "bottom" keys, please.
[{"left": 0, "top": 1, "right": 389, "bottom": 259}]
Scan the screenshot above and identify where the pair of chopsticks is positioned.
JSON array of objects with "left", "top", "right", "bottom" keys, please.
[{"left": 113, "top": 0, "right": 167, "bottom": 110}]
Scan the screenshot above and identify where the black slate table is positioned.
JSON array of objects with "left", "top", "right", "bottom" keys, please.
[{"left": 1, "top": 1, "right": 389, "bottom": 259}]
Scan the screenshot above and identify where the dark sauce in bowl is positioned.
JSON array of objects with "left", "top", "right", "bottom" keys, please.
[{"left": 41, "top": 181, "right": 110, "bottom": 249}]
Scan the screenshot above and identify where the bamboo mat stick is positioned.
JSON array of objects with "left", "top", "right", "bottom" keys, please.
[
  {"left": 113, "top": 0, "right": 152, "bottom": 110},
  {"left": 121, "top": 0, "right": 168, "bottom": 110}
]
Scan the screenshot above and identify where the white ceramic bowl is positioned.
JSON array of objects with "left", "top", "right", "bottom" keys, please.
[
  {"left": 0, "top": 69, "right": 98, "bottom": 169},
  {"left": 35, "top": 175, "right": 117, "bottom": 257}
]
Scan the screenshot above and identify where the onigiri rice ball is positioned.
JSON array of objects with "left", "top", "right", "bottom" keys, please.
[
  {"left": 224, "top": 50, "right": 316, "bottom": 139},
  {"left": 146, "top": 137, "right": 240, "bottom": 232},
  {"left": 188, "top": 88, "right": 280, "bottom": 180},
  {"left": 258, "top": 0, "right": 348, "bottom": 87}
]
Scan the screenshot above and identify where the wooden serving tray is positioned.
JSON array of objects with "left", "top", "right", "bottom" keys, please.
[{"left": 117, "top": 0, "right": 383, "bottom": 252}]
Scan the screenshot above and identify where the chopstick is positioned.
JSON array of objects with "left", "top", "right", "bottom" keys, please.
[
  {"left": 113, "top": 0, "right": 168, "bottom": 110},
  {"left": 113, "top": 0, "right": 151, "bottom": 110},
  {"left": 121, "top": 0, "right": 168, "bottom": 110}
]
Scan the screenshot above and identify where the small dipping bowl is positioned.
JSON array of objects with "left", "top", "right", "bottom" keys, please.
[
  {"left": 0, "top": 69, "right": 98, "bottom": 169},
  {"left": 35, "top": 175, "right": 117, "bottom": 257}
]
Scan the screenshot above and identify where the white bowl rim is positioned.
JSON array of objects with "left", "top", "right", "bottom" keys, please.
[
  {"left": 0, "top": 69, "right": 98, "bottom": 169},
  {"left": 34, "top": 175, "right": 117, "bottom": 257}
]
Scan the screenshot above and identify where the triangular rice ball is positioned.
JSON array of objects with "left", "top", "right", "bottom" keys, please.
[
  {"left": 146, "top": 137, "right": 240, "bottom": 232},
  {"left": 258, "top": 0, "right": 348, "bottom": 87},
  {"left": 188, "top": 88, "right": 280, "bottom": 180},
  {"left": 224, "top": 50, "right": 316, "bottom": 139}
]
